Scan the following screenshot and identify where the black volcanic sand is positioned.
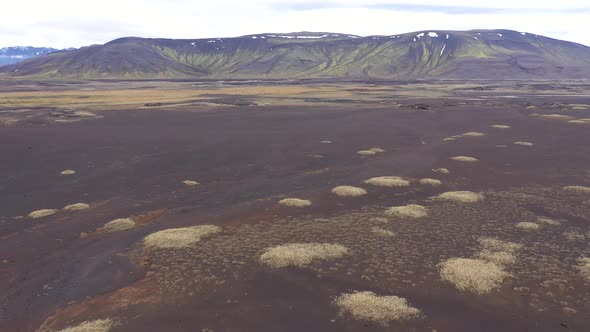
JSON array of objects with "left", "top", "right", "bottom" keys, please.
[{"left": 1, "top": 92, "right": 590, "bottom": 331}]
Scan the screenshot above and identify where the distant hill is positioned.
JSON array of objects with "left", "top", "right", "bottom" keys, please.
[
  {"left": 2, "top": 30, "right": 590, "bottom": 79},
  {"left": 0, "top": 46, "right": 64, "bottom": 66}
]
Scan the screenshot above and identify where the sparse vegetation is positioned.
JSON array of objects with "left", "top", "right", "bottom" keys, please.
[
  {"left": 63, "top": 203, "right": 90, "bottom": 211},
  {"left": 432, "top": 168, "right": 450, "bottom": 174},
  {"left": 103, "top": 218, "right": 136, "bottom": 232},
  {"left": 143, "top": 225, "right": 221, "bottom": 249},
  {"left": 419, "top": 178, "right": 442, "bottom": 186},
  {"left": 260, "top": 243, "right": 348, "bottom": 268},
  {"left": 385, "top": 204, "right": 428, "bottom": 219},
  {"left": 335, "top": 291, "right": 420, "bottom": 325},
  {"left": 515, "top": 222, "right": 540, "bottom": 230},
  {"left": 440, "top": 258, "right": 508, "bottom": 294},
  {"left": 183, "top": 180, "right": 200, "bottom": 186},
  {"left": 577, "top": 257, "right": 590, "bottom": 281},
  {"left": 462, "top": 132, "right": 485, "bottom": 137},
  {"left": 537, "top": 217, "right": 560, "bottom": 226},
  {"left": 364, "top": 176, "right": 410, "bottom": 187},
  {"left": 451, "top": 156, "right": 479, "bottom": 162},
  {"left": 563, "top": 185, "right": 590, "bottom": 194},
  {"left": 514, "top": 141, "right": 534, "bottom": 146},
  {"left": 331, "top": 186, "right": 367, "bottom": 197},
  {"left": 434, "top": 191, "right": 484, "bottom": 203},
  {"left": 371, "top": 227, "right": 395, "bottom": 237},
  {"left": 57, "top": 319, "right": 113, "bottom": 332},
  {"left": 27, "top": 209, "right": 58, "bottom": 219},
  {"left": 278, "top": 198, "right": 312, "bottom": 207}
]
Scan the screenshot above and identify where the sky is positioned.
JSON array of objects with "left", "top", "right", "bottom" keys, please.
[{"left": 1, "top": 0, "right": 589, "bottom": 48}]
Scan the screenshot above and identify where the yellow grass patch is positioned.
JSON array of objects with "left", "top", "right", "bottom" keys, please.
[
  {"left": 491, "top": 125, "right": 511, "bottom": 129},
  {"left": 577, "top": 257, "right": 590, "bottom": 281},
  {"left": 331, "top": 186, "right": 368, "bottom": 197},
  {"left": 563, "top": 186, "right": 590, "bottom": 194},
  {"left": 182, "top": 180, "right": 200, "bottom": 186},
  {"left": 103, "top": 218, "right": 136, "bottom": 232},
  {"left": 27, "top": 209, "right": 58, "bottom": 219},
  {"left": 419, "top": 178, "right": 442, "bottom": 186},
  {"left": 462, "top": 132, "right": 485, "bottom": 137},
  {"left": 143, "top": 225, "right": 221, "bottom": 249},
  {"left": 432, "top": 168, "right": 450, "bottom": 174},
  {"left": 385, "top": 204, "right": 428, "bottom": 219},
  {"left": 60, "top": 169, "right": 76, "bottom": 175},
  {"left": 63, "top": 203, "right": 90, "bottom": 211},
  {"left": 371, "top": 227, "right": 395, "bottom": 237},
  {"left": 335, "top": 291, "right": 420, "bottom": 324},
  {"left": 513, "top": 141, "right": 534, "bottom": 146},
  {"left": 279, "top": 198, "right": 312, "bottom": 207},
  {"left": 515, "top": 222, "right": 540, "bottom": 230},
  {"left": 260, "top": 243, "right": 348, "bottom": 268},
  {"left": 451, "top": 156, "right": 479, "bottom": 162},
  {"left": 364, "top": 176, "right": 410, "bottom": 187},
  {"left": 57, "top": 319, "right": 113, "bottom": 332},
  {"left": 434, "top": 191, "right": 484, "bottom": 203},
  {"left": 440, "top": 258, "right": 508, "bottom": 294}
]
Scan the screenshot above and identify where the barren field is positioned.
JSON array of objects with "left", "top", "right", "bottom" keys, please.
[{"left": 1, "top": 79, "right": 589, "bottom": 331}]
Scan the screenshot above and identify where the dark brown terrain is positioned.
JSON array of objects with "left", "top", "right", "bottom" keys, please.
[{"left": 1, "top": 79, "right": 589, "bottom": 331}]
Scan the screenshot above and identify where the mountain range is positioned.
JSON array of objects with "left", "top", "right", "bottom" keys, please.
[
  {"left": 0, "top": 46, "right": 63, "bottom": 66},
  {"left": 1, "top": 30, "right": 589, "bottom": 79}
]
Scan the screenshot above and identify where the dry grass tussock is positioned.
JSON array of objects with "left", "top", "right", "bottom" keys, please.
[
  {"left": 103, "top": 218, "right": 136, "bottom": 232},
  {"left": 182, "top": 180, "right": 200, "bottom": 186},
  {"left": 371, "top": 227, "right": 395, "bottom": 237},
  {"left": 364, "top": 176, "right": 410, "bottom": 187},
  {"left": 515, "top": 222, "right": 540, "bottom": 230},
  {"left": 279, "top": 198, "right": 312, "bottom": 207},
  {"left": 541, "top": 114, "right": 573, "bottom": 120},
  {"left": 451, "top": 156, "right": 479, "bottom": 162},
  {"left": 57, "top": 318, "right": 113, "bottom": 332},
  {"left": 335, "top": 291, "right": 420, "bottom": 325},
  {"left": 260, "top": 243, "right": 348, "bottom": 268},
  {"left": 462, "top": 132, "right": 485, "bottom": 137},
  {"left": 513, "top": 141, "right": 534, "bottom": 146},
  {"left": 476, "top": 237, "right": 522, "bottom": 266},
  {"left": 419, "top": 178, "right": 442, "bottom": 186},
  {"left": 432, "top": 168, "right": 450, "bottom": 174},
  {"left": 60, "top": 169, "right": 76, "bottom": 175},
  {"left": 28, "top": 209, "right": 58, "bottom": 219},
  {"left": 491, "top": 124, "right": 511, "bottom": 129},
  {"left": 577, "top": 257, "right": 590, "bottom": 281},
  {"left": 63, "top": 203, "right": 90, "bottom": 211},
  {"left": 143, "top": 225, "right": 221, "bottom": 249},
  {"left": 434, "top": 191, "right": 484, "bottom": 203},
  {"left": 385, "top": 204, "right": 428, "bottom": 219},
  {"left": 331, "top": 186, "right": 367, "bottom": 197},
  {"left": 440, "top": 258, "right": 508, "bottom": 294},
  {"left": 563, "top": 186, "right": 590, "bottom": 194},
  {"left": 357, "top": 150, "right": 377, "bottom": 155},
  {"left": 537, "top": 217, "right": 560, "bottom": 226}
]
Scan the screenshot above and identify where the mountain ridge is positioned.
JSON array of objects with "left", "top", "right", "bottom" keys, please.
[{"left": 2, "top": 29, "right": 590, "bottom": 79}]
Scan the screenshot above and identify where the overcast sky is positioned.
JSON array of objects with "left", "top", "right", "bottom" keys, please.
[{"left": 1, "top": 0, "right": 589, "bottom": 48}]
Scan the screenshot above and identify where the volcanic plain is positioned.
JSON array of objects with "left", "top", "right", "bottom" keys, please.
[{"left": 1, "top": 79, "right": 589, "bottom": 331}]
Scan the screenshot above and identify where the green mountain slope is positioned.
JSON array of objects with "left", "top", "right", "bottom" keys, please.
[{"left": 2, "top": 30, "right": 590, "bottom": 79}]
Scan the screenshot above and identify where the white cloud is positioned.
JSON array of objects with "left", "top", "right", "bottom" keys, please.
[{"left": 0, "top": 0, "right": 588, "bottom": 48}]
